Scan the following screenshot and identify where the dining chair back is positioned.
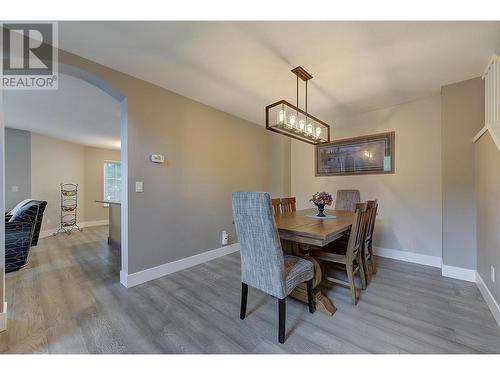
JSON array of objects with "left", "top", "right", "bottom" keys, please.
[
  {"left": 232, "top": 192, "right": 315, "bottom": 343},
  {"left": 280, "top": 197, "right": 296, "bottom": 213},
  {"left": 346, "top": 202, "right": 368, "bottom": 266},
  {"left": 312, "top": 202, "right": 368, "bottom": 304},
  {"left": 335, "top": 189, "right": 361, "bottom": 211},
  {"left": 362, "top": 200, "right": 378, "bottom": 282},
  {"left": 271, "top": 198, "right": 282, "bottom": 215}
]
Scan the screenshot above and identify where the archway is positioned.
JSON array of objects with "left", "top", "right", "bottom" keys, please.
[{"left": 0, "top": 63, "right": 130, "bottom": 331}]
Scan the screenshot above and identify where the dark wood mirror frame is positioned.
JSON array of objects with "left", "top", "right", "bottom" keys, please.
[{"left": 315, "top": 131, "right": 395, "bottom": 176}]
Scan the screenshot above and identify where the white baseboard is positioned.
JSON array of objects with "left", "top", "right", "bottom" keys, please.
[
  {"left": 120, "top": 243, "right": 240, "bottom": 288},
  {"left": 39, "top": 220, "right": 109, "bottom": 239},
  {"left": 441, "top": 264, "right": 476, "bottom": 282},
  {"left": 0, "top": 302, "right": 7, "bottom": 332},
  {"left": 374, "top": 246, "right": 442, "bottom": 268},
  {"left": 476, "top": 272, "right": 500, "bottom": 327}
]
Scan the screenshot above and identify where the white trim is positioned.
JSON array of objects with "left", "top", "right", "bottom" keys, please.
[
  {"left": 473, "top": 125, "right": 489, "bottom": 143},
  {"left": 473, "top": 124, "right": 500, "bottom": 153},
  {"left": 482, "top": 53, "right": 500, "bottom": 79},
  {"left": 120, "top": 243, "right": 240, "bottom": 288},
  {"left": 489, "top": 122, "right": 500, "bottom": 151},
  {"left": 476, "top": 272, "right": 500, "bottom": 327},
  {"left": 441, "top": 264, "right": 476, "bottom": 282},
  {"left": 374, "top": 246, "right": 442, "bottom": 268},
  {"left": 0, "top": 302, "right": 7, "bottom": 332},
  {"left": 39, "top": 219, "right": 109, "bottom": 239}
]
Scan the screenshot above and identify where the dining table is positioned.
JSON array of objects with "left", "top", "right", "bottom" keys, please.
[{"left": 274, "top": 208, "right": 354, "bottom": 315}]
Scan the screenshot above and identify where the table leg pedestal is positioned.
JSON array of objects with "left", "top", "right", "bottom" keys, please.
[{"left": 282, "top": 240, "right": 337, "bottom": 316}]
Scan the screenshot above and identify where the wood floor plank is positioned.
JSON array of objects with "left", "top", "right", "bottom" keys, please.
[{"left": 1, "top": 226, "right": 499, "bottom": 353}]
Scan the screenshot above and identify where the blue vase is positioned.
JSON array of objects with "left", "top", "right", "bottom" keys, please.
[{"left": 316, "top": 204, "right": 326, "bottom": 217}]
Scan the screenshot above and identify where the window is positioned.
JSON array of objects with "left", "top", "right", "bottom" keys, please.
[{"left": 104, "top": 161, "right": 121, "bottom": 203}]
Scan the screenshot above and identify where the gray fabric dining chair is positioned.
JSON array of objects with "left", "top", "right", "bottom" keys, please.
[
  {"left": 232, "top": 192, "right": 315, "bottom": 344},
  {"left": 335, "top": 189, "right": 361, "bottom": 211}
]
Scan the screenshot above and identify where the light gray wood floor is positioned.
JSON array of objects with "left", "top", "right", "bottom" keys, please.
[{"left": 1, "top": 225, "right": 500, "bottom": 353}]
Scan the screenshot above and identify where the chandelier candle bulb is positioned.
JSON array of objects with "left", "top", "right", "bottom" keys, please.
[
  {"left": 278, "top": 109, "right": 286, "bottom": 125},
  {"left": 307, "top": 123, "right": 313, "bottom": 135},
  {"left": 315, "top": 127, "right": 322, "bottom": 138},
  {"left": 299, "top": 119, "right": 305, "bottom": 132},
  {"left": 289, "top": 114, "right": 296, "bottom": 127}
]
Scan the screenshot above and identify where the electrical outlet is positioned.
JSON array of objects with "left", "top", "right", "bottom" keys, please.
[
  {"left": 491, "top": 266, "right": 495, "bottom": 283},
  {"left": 221, "top": 230, "right": 229, "bottom": 245}
]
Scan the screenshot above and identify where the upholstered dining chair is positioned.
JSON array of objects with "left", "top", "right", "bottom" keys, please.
[
  {"left": 362, "top": 200, "right": 378, "bottom": 283},
  {"left": 280, "top": 197, "right": 296, "bottom": 213},
  {"left": 334, "top": 189, "right": 361, "bottom": 212},
  {"left": 271, "top": 198, "right": 282, "bottom": 215},
  {"left": 232, "top": 192, "right": 315, "bottom": 344},
  {"left": 311, "top": 203, "right": 368, "bottom": 305}
]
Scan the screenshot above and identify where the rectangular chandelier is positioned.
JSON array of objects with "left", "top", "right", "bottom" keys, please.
[{"left": 265, "top": 66, "right": 331, "bottom": 145}]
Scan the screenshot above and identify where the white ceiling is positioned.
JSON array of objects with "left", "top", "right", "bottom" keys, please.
[
  {"left": 4, "top": 73, "right": 121, "bottom": 149},
  {"left": 58, "top": 21, "right": 500, "bottom": 127}
]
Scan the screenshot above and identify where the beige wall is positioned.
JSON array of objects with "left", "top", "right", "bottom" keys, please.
[
  {"left": 30, "top": 133, "right": 120, "bottom": 232},
  {"left": 475, "top": 132, "right": 500, "bottom": 302},
  {"left": 441, "top": 77, "right": 484, "bottom": 270},
  {"left": 31, "top": 133, "right": 86, "bottom": 231},
  {"left": 59, "top": 50, "right": 291, "bottom": 274},
  {"left": 84, "top": 146, "right": 121, "bottom": 222},
  {"left": 291, "top": 96, "right": 442, "bottom": 259}
]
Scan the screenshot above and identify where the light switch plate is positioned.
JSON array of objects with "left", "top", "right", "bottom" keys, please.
[
  {"left": 135, "top": 181, "right": 144, "bottom": 193},
  {"left": 11, "top": 185, "right": 19, "bottom": 193},
  {"left": 150, "top": 154, "right": 165, "bottom": 163}
]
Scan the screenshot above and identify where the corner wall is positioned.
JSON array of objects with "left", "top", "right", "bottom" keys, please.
[
  {"left": 475, "top": 132, "right": 500, "bottom": 307},
  {"left": 441, "top": 77, "right": 484, "bottom": 273}
]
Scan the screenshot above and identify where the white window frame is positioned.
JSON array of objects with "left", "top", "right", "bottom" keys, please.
[{"left": 103, "top": 160, "right": 121, "bottom": 207}]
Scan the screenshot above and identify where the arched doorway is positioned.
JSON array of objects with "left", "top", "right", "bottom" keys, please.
[{"left": 0, "top": 63, "right": 129, "bottom": 331}]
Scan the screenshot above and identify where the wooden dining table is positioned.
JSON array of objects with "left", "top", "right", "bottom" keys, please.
[{"left": 274, "top": 208, "right": 354, "bottom": 315}]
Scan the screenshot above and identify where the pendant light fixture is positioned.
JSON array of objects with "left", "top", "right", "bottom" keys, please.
[{"left": 266, "top": 66, "right": 330, "bottom": 145}]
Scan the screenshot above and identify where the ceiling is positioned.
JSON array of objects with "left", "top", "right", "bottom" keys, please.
[
  {"left": 4, "top": 73, "right": 121, "bottom": 149},
  {"left": 58, "top": 21, "right": 500, "bottom": 127}
]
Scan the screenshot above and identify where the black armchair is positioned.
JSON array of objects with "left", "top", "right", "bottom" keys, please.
[{"left": 5, "top": 201, "right": 42, "bottom": 273}]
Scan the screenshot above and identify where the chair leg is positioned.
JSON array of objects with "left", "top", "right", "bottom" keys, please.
[
  {"left": 240, "top": 283, "right": 248, "bottom": 320},
  {"left": 306, "top": 279, "right": 315, "bottom": 313},
  {"left": 346, "top": 264, "right": 357, "bottom": 305},
  {"left": 370, "top": 245, "right": 377, "bottom": 275},
  {"left": 366, "top": 255, "right": 373, "bottom": 283},
  {"left": 358, "top": 252, "right": 367, "bottom": 290},
  {"left": 278, "top": 298, "right": 286, "bottom": 344}
]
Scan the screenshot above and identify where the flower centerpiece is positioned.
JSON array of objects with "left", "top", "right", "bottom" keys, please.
[{"left": 310, "top": 192, "right": 333, "bottom": 217}]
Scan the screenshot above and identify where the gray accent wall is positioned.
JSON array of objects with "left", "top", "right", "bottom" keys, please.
[
  {"left": 60, "top": 50, "right": 291, "bottom": 274},
  {"left": 441, "top": 78, "right": 484, "bottom": 270},
  {"left": 475, "top": 132, "right": 500, "bottom": 303},
  {"left": 5, "top": 128, "right": 31, "bottom": 211}
]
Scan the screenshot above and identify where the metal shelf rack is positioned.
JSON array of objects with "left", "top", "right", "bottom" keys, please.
[{"left": 53, "top": 183, "right": 82, "bottom": 235}]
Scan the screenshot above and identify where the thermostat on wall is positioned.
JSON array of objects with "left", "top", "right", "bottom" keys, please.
[{"left": 150, "top": 154, "right": 165, "bottom": 163}]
